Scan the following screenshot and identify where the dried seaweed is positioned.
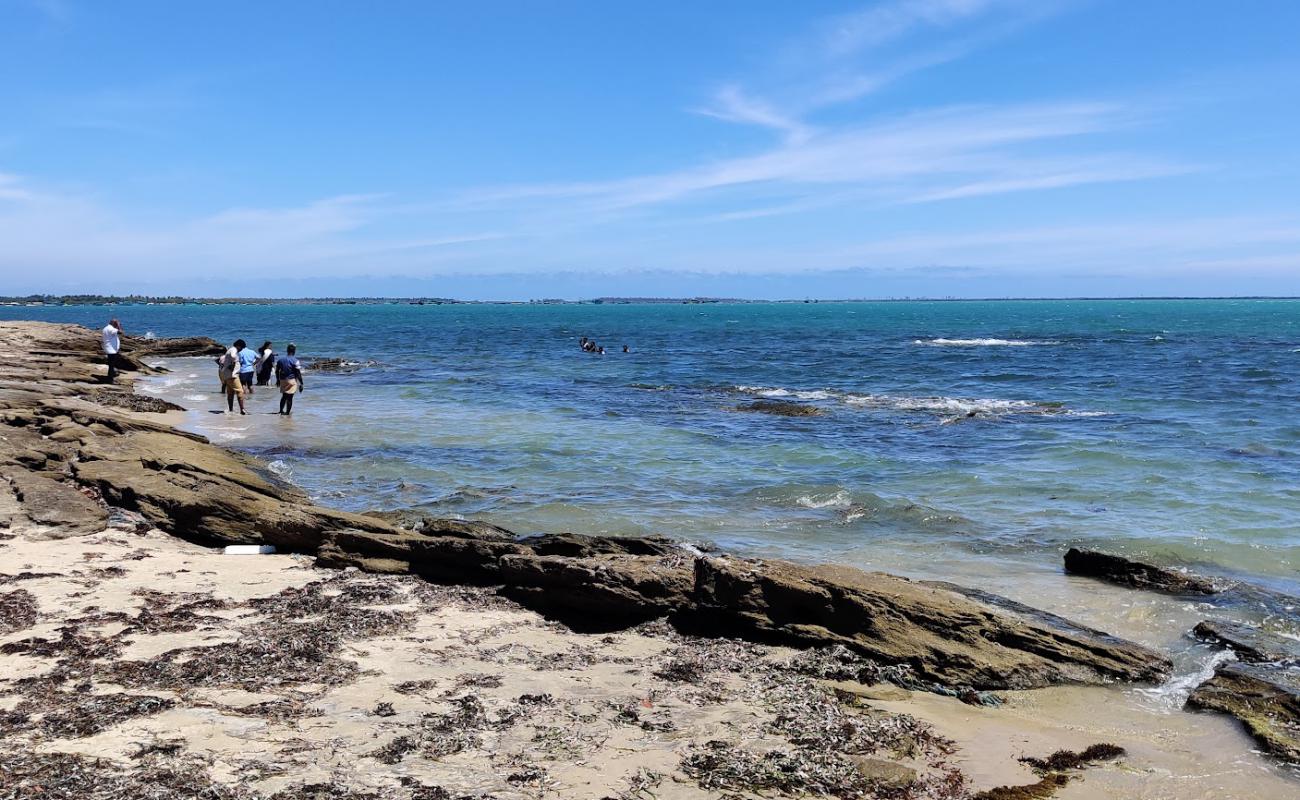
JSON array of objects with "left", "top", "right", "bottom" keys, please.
[
  {"left": 393, "top": 679, "right": 437, "bottom": 695},
  {"left": 1019, "top": 743, "right": 1125, "bottom": 773},
  {"left": 0, "top": 751, "right": 259, "bottom": 800},
  {"left": 973, "top": 773, "right": 1071, "bottom": 800},
  {"left": 0, "top": 571, "right": 63, "bottom": 585},
  {"left": 681, "top": 739, "right": 872, "bottom": 796},
  {"left": 11, "top": 692, "right": 175, "bottom": 738},
  {"left": 105, "top": 578, "right": 417, "bottom": 692},
  {"left": 0, "top": 589, "right": 38, "bottom": 634}
]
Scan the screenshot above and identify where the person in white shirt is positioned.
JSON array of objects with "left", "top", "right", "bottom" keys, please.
[
  {"left": 216, "top": 339, "right": 248, "bottom": 415},
  {"left": 101, "top": 319, "right": 124, "bottom": 382}
]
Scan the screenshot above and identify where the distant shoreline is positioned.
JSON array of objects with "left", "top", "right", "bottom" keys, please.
[{"left": 3, "top": 294, "right": 1299, "bottom": 307}]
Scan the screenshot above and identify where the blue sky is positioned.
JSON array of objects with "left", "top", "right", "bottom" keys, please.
[{"left": 1, "top": 0, "right": 1298, "bottom": 299}]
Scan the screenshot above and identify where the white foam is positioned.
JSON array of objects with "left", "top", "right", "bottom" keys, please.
[
  {"left": 1134, "top": 648, "right": 1235, "bottom": 710},
  {"left": 796, "top": 490, "right": 852, "bottom": 509},
  {"left": 915, "top": 338, "right": 1060, "bottom": 347},
  {"left": 268, "top": 459, "right": 293, "bottom": 479},
  {"left": 183, "top": 394, "right": 207, "bottom": 402},
  {"left": 733, "top": 384, "right": 1088, "bottom": 419}
]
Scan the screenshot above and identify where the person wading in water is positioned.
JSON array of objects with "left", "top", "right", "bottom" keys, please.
[{"left": 276, "top": 344, "right": 305, "bottom": 416}]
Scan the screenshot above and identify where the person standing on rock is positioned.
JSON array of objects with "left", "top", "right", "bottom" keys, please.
[
  {"left": 218, "top": 339, "right": 248, "bottom": 415},
  {"left": 275, "top": 344, "right": 305, "bottom": 416},
  {"left": 101, "top": 318, "right": 125, "bottom": 383}
]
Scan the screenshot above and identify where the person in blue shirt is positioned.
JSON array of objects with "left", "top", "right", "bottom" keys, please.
[
  {"left": 275, "top": 344, "right": 305, "bottom": 416},
  {"left": 237, "top": 341, "right": 259, "bottom": 394}
]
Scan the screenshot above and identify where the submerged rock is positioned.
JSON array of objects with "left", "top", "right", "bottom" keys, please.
[
  {"left": 734, "top": 400, "right": 823, "bottom": 416},
  {"left": 1194, "top": 620, "right": 1300, "bottom": 665},
  {"left": 1187, "top": 662, "right": 1300, "bottom": 763},
  {"left": 302, "top": 356, "right": 376, "bottom": 373},
  {"left": 1063, "top": 548, "right": 1223, "bottom": 594}
]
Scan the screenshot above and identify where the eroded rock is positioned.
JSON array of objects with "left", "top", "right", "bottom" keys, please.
[
  {"left": 1187, "top": 662, "right": 1300, "bottom": 763},
  {"left": 1194, "top": 620, "right": 1300, "bottom": 665}
]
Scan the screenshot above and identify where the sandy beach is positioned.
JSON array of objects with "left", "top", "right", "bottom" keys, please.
[{"left": 1, "top": 321, "right": 1297, "bottom": 799}]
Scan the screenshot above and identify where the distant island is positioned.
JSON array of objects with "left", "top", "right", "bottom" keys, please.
[{"left": 1, "top": 294, "right": 1296, "bottom": 307}]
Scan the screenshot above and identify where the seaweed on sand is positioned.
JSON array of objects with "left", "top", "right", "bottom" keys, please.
[
  {"left": 122, "top": 589, "right": 232, "bottom": 635},
  {"left": 973, "top": 774, "right": 1071, "bottom": 800},
  {"left": 106, "top": 578, "right": 417, "bottom": 692},
  {"left": 0, "top": 571, "right": 63, "bottom": 585},
  {"left": 0, "top": 589, "right": 37, "bottom": 634},
  {"left": 12, "top": 692, "right": 174, "bottom": 738},
  {"left": 681, "top": 740, "right": 872, "bottom": 796},
  {"left": 973, "top": 744, "right": 1126, "bottom": 800},
  {"left": 0, "top": 751, "right": 259, "bottom": 800},
  {"left": 1019, "top": 743, "right": 1125, "bottom": 772}
]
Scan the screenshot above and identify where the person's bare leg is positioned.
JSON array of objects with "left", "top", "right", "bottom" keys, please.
[{"left": 227, "top": 387, "right": 235, "bottom": 412}]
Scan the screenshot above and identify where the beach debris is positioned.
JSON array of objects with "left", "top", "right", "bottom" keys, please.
[
  {"left": 224, "top": 544, "right": 276, "bottom": 555},
  {"left": 373, "top": 701, "right": 397, "bottom": 717}
]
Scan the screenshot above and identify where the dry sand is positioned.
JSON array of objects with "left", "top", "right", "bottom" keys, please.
[{"left": 3, "top": 514, "right": 1296, "bottom": 799}]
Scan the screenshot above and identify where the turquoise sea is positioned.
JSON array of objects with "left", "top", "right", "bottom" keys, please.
[{"left": 8, "top": 300, "right": 1300, "bottom": 652}]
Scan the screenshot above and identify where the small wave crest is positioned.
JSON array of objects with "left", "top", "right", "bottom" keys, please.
[
  {"left": 795, "top": 489, "right": 853, "bottom": 510},
  {"left": 267, "top": 459, "right": 294, "bottom": 480},
  {"left": 1133, "top": 648, "right": 1235, "bottom": 710},
  {"left": 915, "top": 338, "right": 1060, "bottom": 347},
  {"left": 732, "top": 385, "right": 1096, "bottom": 420}
]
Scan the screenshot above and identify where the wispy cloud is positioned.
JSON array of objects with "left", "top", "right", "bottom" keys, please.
[
  {"left": 460, "top": 101, "right": 1185, "bottom": 220},
  {"left": 0, "top": 174, "right": 503, "bottom": 282},
  {"left": 697, "top": 0, "right": 1065, "bottom": 138}
]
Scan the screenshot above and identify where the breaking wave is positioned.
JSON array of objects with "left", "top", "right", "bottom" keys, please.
[
  {"left": 914, "top": 338, "right": 1061, "bottom": 347},
  {"left": 731, "top": 385, "right": 1097, "bottom": 420}
]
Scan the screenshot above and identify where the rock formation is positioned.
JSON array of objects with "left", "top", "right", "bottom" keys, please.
[{"left": 1, "top": 322, "right": 1172, "bottom": 699}]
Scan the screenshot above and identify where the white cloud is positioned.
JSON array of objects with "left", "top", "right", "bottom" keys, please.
[
  {"left": 698, "top": 0, "right": 1063, "bottom": 135},
  {"left": 461, "top": 101, "right": 1181, "bottom": 218}
]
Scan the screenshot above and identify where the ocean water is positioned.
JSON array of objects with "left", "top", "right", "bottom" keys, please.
[{"left": 8, "top": 300, "right": 1300, "bottom": 610}]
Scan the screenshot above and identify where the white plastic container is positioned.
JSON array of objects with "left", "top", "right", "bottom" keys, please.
[{"left": 223, "top": 544, "right": 276, "bottom": 555}]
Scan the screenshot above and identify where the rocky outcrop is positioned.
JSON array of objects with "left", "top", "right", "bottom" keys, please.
[
  {"left": 0, "top": 321, "right": 1173, "bottom": 696},
  {"left": 314, "top": 522, "right": 1170, "bottom": 690},
  {"left": 1187, "top": 663, "right": 1300, "bottom": 763},
  {"left": 1063, "top": 548, "right": 1224, "bottom": 594},
  {"left": 128, "top": 335, "right": 225, "bottom": 358},
  {"left": 686, "top": 558, "right": 1167, "bottom": 689}
]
